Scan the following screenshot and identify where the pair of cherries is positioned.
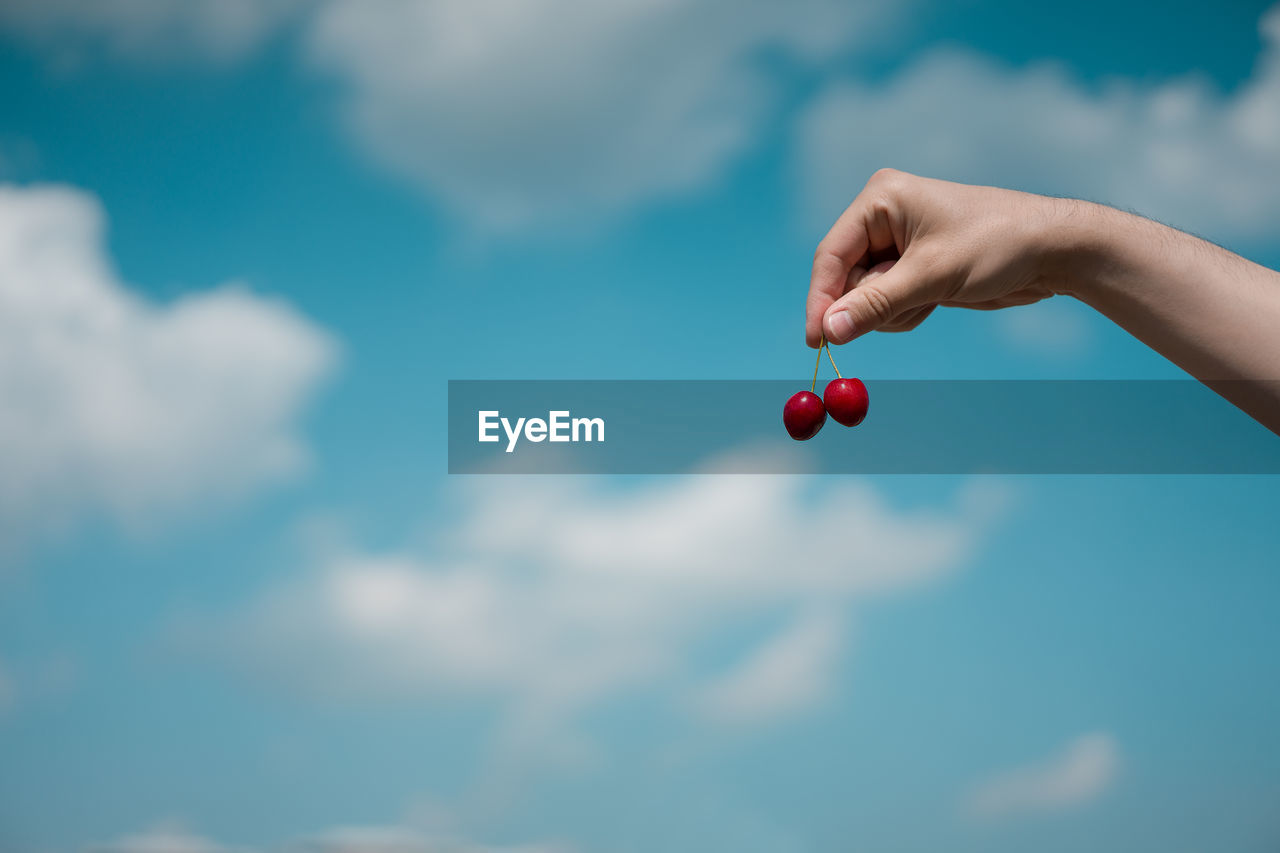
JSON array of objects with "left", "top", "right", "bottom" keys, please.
[{"left": 783, "top": 338, "right": 868, "bottom": 440}]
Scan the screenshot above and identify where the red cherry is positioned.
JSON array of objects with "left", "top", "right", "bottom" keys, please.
[
  {"left": 823, "top": 378, "right": 868, "bottom": 427},
  {"left": 783, "top": 391, "right": 827, "bottom": 440}
]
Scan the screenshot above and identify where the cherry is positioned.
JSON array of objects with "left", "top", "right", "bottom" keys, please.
[
  {"left": 824, "top": 377, "right": 868, "bottom": 427},
  {"left": 784, "top": 336, "right": 868, "bottom": 440},
  {"left": 784, "top": 391, "right": 827, "bottom": 440}
]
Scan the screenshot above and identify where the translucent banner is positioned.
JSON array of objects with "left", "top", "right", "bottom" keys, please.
[{"left": 447, "top": 380, "right": 1280, "bottom": 474}]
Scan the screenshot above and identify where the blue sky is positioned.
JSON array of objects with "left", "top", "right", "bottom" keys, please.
[{"left": 1, "top": 1, "right": 1279, "bottom": 851}]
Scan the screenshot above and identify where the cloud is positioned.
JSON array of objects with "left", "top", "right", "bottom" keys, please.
[
  {"left": 89, "top": 824, "right": 567, "bottom": 853},
  {"left": 0, "top": 185, "right": 337, "bottom": 551},
  {"left": 798, "top": 5, "right": 1280, "bottom": 244},
  {"left": 91, "top": 825, "right": 242, "bottom": 853},
  {"left": 0, "top": 0, "right": 310, "bottom": 65},
  {"left": 304, "top": 0, "right": 887, "bottom": 229},
  {"left": 292, "top": 825, "right": 571, "bottom": 853},
  {"left": 7, "top": 1, "right": 1277, "bottom": 239},
  {"left": 694, "top": 605, "right": 845, "bottom": 724},
  {"left": 964, "top": 732, "right": 1120, "bottom": 820},
  {"left": 184, "top": 474, "right": 1005, "bottom": 758},
  {"left": 0, "top": 0, "right": 901, "bottom": 227}
]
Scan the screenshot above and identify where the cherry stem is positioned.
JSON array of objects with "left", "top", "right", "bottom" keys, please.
[
  {"left": 824, "top": 341, "right": 842, "bottom": 379},
  {"left": 811, "top": 336, "right": 824, "bottom": 393}
]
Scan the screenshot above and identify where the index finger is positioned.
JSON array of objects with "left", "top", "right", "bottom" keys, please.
[
  {"left": 806, "top": 171, "right": 911, "bottom": 347},
  {"left": 807, "top": 224, "right": 866, "bottom": 348},
  {"left": 808, "top": 210, "right": 873, "bottom": 347}
]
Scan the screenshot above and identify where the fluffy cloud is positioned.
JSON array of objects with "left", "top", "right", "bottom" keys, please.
[
  {"left": 0, "top": 0, "right": 309, "bottom": 65},
  {"left": 799, "top": 6, "right": 1280, "bottom": 244},
  {"left": 1, "top": 0, "right": 893, "bottom": 227},
  {"left": 5, "top": 1, "right": 1277, "bottom": 239},
  {"left": 186, "top": 474, "right": 1005, "bottom": 752},
  {"left": 964, "top": 732, "right": 1121, "bottom": 819},
  {"left": 304, "top": 0, "right": 885, "bottom": 229},
  {"left": 0, "top": 185, "right": 336, "bottom": 550}
]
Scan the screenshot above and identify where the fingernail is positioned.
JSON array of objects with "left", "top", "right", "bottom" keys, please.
[{"left": 826, "top": 310, "right": 854, "bottom": 343}]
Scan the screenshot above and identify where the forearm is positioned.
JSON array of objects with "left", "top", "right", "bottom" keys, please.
[{"left": 1045, "top": 202, "right": 1280, "bottom": 432}]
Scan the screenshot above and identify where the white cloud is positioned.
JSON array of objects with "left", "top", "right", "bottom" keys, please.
[
  {"left": 186, "top": 474, "right": 1005, "bottom": 756},
  {"left": 694, "top": 605, "right": 845, "bottom": 724},
  {"left": 799, "top": 5, "right": 1280, "bottom": 244},
  {"left": 0, "top": 0, "right": 899, "bottom": 226},
  {"left": 451, "top": 475, "right": 996, "bottom": 597},
  {"left": 6, "top": 1, "right": 1277, "bottom": 239},
  {"left": 0, "top": 185, "right": 337, "bottom": 550},
  {"left": 294, "top": 825, "right": 571, "bottom": 853},
  {"left": 305, "top": 0, "right": 886, "bottom": 229},
  {"left": 0, "top": 0, "right": 309, "bottom": 65},
  {"left": 89, "top": 824, "right": 566, "bottom": 853},
  {"left": 964, "top": 732, "right": 1120, "bottom": 820},
  {"left": 91, "top": 825, "right": 242, "bottom": 853}
]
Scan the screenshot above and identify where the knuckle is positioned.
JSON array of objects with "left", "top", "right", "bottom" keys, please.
[
  {"left": 869, "top": 167, "right": 906, "bottom": 193},
  {"left": 867, "top": 168, "right": 922, "bottom": 212},
  {"left": 812, "top": 243, "right": 848, "bottom": 272},
  {"left": 859, "top": 284, "right": 896, "bottom": 327},
  {"left": 867, "top": 195, "right": 895, "bottom": 226}
]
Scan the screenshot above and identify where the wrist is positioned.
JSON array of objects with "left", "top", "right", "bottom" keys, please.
[{"left": 1030, "top": 197, "right": 1122, "bottom": 303}]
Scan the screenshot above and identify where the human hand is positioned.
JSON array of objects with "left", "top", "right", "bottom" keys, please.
[{"left": 806, "top": 169, "right": 1077, "bottom": 347}]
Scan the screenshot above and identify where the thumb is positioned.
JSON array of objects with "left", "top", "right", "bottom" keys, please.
[{"left": 822, "top": 255, "right": 937, "bottom": 344}]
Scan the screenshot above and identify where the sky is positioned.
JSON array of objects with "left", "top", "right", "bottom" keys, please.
[{"left": 1, "top": 1, "right": 1279, "bottom": 851}]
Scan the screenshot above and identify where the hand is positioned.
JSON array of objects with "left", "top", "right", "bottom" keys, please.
[
  {"left": 806, "top": 169, "right": 1280, "bottom": 434},
  {"left": 806, "top": 168, "right": 1072, "bottom": 347}
]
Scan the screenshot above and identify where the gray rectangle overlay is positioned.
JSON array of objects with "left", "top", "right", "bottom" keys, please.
[{"left": 448, "top": 380, "right": 1280, "bottom": 474}]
